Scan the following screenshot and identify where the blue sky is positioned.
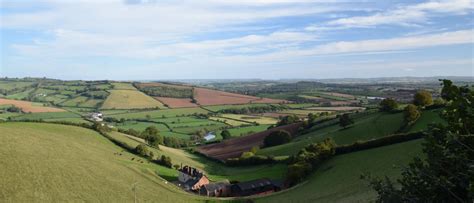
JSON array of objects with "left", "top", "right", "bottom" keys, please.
[{"left": 0, "top": 0, "right": 473, "bottom": 80}]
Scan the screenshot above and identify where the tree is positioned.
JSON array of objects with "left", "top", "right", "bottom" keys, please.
[
  {"left": 403, "top": 104, "right": 420, "bottom": 124},
  {"left": 413, "top": 90, "right": 433, "bottom": 107},
  {"left": 339, "top": 113, "right": 354, "bottom": 129},
  {"left": 276, "top": 115, "right": 300, "bottom": 126},
  {"left": 142, "top": 126, "right": 163, "bottom": 147},
  {"left": 135, "top": 144, "right": 149, "bottom": 157},
  {"left": 364, "top": 80, "right": 474, "bottom": 202},
  {"left": 379, "top": 98, "right": 398, "bottom": 112},
  {"left": 173, "top": 164, "right": 181, "bottom": 170},
  {"left": 264, "top": 130, "right": 292, "bottom": 147},
  {"left": 221, "top": 129, "right": 231, "bottom": 140}
]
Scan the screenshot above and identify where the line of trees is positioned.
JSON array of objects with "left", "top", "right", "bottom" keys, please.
[{"left": 216, "top": 105, "right": 288, "bottom": 114}]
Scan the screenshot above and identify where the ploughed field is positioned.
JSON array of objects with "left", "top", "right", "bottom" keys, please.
[
  {"left": 193, "top": 87, "right": 285, "bottom": 106},
  {"left": 0, "top": 98, "right": 65, "bottom": 113}
]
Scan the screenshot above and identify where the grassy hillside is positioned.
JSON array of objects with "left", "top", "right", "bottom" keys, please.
[
  {"left": 256, "top": 139, "right": 423, "bottom": 202},
  {"left": 258, "top": 112, "right": 404, "bottom": 156},
  {"left": 0, "top": 122, "right": 202, "bottom": 202}
]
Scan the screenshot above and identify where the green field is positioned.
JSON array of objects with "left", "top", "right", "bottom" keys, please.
[
  {"left": 102, "top": 90, "right": 166, "bottom": 109},
  {"left": 258, "top": 112, "right": 404, "bottom": 156},
  {"left": 0, "top": 122, "right": 202, "bottom": 202},
  {"left": 215, "top": 124, "right": 271, "bottom": 139},
  {"left": 108, "top": 107, "right": 209, "bottom": 119},
  {"left": 111, "top": 82, "right": 137, "bottom": 90},
  {"left": 209, "top": 116, "right": 249, "bottom": 126},
  {"left": 12, "top": 112, "right": 81, "bottom": 120},
  {"left": 256, "top": 139, "right": 423, "bottom": 202},
  {"left": 203, "top": 103, "right": 272, "bottom": 112},
  {"left": 221, "top": 114, "right": 278, "bottom": 125}
]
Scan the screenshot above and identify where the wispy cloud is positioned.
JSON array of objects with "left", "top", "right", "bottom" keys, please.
[{"left": 306, "top": 0, "right": 473, "bottom": 30}]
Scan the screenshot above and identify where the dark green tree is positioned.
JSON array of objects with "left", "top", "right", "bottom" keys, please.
[
  {"left": 339, "top": 113, "right": 354, "bottom": 129},
  {"left": 135, "top": 144, "right": 149, "bottom": 157},
  {"left": 363, "top": 80, "right": 474, "bottom": 202},
  {"left": 221, "top": 129, "right": 231, "bottom": 140},
  {"left": 379, "top": 98, "right": 398, "bottom": 112}
]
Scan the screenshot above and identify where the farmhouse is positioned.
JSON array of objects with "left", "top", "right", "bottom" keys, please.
[
  {"left": 231, "top": 178, "right": 281, "bottom": 196},
  {"left": 199, "top": 181, "right": 231, "bottom": 197},
  {"left": 178, "top": 166, "right": 209, "bottom": 191}
]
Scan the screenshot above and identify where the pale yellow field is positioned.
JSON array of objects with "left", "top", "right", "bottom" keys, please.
[
  {"left": 221, "top": 114, "right": 278, "bottom": 125},
  {"left": 101, "top": 90, "right": 166, "bottom": 109}
]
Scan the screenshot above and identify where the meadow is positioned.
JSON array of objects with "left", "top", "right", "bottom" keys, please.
[
  {"left": 0, "top": 122, "right": 203, "bottom": 202},
  {"left": 256, "top": 139, "right": 423, "bottom": 202},
  {"left": 220, "top": 114, "right": 278, "bottom": 125},
  {"left": 108, "top": 107, "right": 209, "bottom": 119}
]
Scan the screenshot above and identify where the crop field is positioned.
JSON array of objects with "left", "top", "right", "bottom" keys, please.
[
  {"left": 61, "top": 96, "right": 102, "bottom": 108},
  {"left": 0, "top": 98, "right": 65, "bottom": 113},
  {"left": 256, "top": 139, "right": 423, "bottom": 202},
  {"left": 101, "top": 90, "right": 166, "bottom": 109},
  {"left": 155, "top": 97, "right": 198, "bottom": 108},
  {"left": 257, "top": 112, "right": 405, "bottom": 156},
  {"left": 283, "top": 103, "right": 320, "bottom": 109},
  {"left": 278, "top": 109, "right": 332, "bottom": 116},
  {"left": 208, "top": 116, "right": 249, "bottom": 126},
  {"left": 0, "top": 122, "right": 201, "bottom": 202},
  {"left": 113, "top": 121, "right": 170, "bottom": 132},
  {"left": 108, "top": 131, "right": 287, "bottom": 182},
  {"left": 0, "top": 81, "right": 35, "bottom": 91},
  {"left": 197, "top": 122, "right": 303, "bottom": 161},
  {"left": 107, "top": 107, "right": 209, "bottom": 119},
  {"left": 194, "top": 87, "right": 284, "bottom": 106},
  {"left": 172, "top": 123, "right": 227, "bottom": 134},
  {"left": 220, "top": 114, "right": 279, "bottom": 125}
]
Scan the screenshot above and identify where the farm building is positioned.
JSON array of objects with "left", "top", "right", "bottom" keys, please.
[
  {"left": 178, "top": 166, "right": 209, "bottom": 191},
  {"left": 89, "top": 112, "right": 103, "bottom": 122},
  {"left": 231, "top": 178, "right": 282, "bottom": 196},
  {"left": 199, "top": 181, "right": 231, "bottom": 197}
]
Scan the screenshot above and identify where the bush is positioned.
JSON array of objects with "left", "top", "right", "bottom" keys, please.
[
  {"left": 135, "top": 144, "right": 149, "bottom": 157},
  {"left": 404, "top": 104, "right": 420, "bottom": 124},
  {"left": 413, "top": 90, "right": 433, "bottom": 107},
  {"left": 264, "top": 130, "right": 291, "bottom": 147}
]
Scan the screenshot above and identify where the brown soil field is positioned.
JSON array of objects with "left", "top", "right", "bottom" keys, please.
[
  {"left": 0, "top": 98, "right": 65, "bottom": 113},
  {"left": 194, "top": 88, "right": 284, "bottom": 106},
  {"left": 137, "top": 82, "right": 192, "bottom": 89},
  {"left": 154, "top": 97, "right": 198, "bottom": 108},
  {"left": 196, "top": 122, "right": 303, "bottom": 161}
]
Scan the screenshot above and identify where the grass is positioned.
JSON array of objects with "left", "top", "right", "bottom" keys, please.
[
  {"left": 0, "top": 122, "right": 203, "bottom": 202},
  {"left": 220, "top": 114, "right": 278, "bottom": 125},
  {"left": 258, "top": 112, "right": 405, "bottom": 157},
  {"left": 61, "top": 96, "right": 102, "bottom": 108},
  {"left": 102, "top": 90, "right": 166, "bottom": 109},
  {"left": 408, "top": 109, "right": 444, "bottom": 132},
  {"left": 203, "top": 104, "right": 271, "bottom": 112},
  {"left": 215, "top": 124, "right": 271, "bottom": 139},
  {"left": 256, "top": 139, "right": 423, "bottom": 203},
  {"left": 107, "top": 131, "right": 287, "bottom": 182},
  {"left": 108, "top": 107, "right": 209, "bottom": 119}
]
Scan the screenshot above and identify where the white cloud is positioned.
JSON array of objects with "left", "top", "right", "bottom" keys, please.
[{"left": 306, "top": 0, "right": 473, "bottom": 30}]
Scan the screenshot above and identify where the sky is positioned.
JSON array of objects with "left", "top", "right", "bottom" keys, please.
[{"left": 0, "top": 0, "right": 473, "bottom": 80}]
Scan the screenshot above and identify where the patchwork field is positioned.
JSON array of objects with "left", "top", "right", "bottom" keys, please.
[
  {"left": 0, "top": 122, "right": 201, "bottom": 202},
  {"left": 102, "top": 90, "right": 166, "bottom": 109},
  {"left": 155, "top": 97, "right": 198, "bottom": 108},
  {"left": 108, "top": 131, "right": 287, "bottom": 182},
  {"left": 0, "top": 98, "right": 65, "bottom": 113},
  {"left": 197, "top": 122, "right": 303, "bottom": 160},
  {"left": 209, "top": 116, "right": 250, "bottom": 126},
  {"left": 256, "top": 139, "right": 423, "bottom": 202},
  {"left": 107, "top": 107, "right": 209, "bottom": 119}
]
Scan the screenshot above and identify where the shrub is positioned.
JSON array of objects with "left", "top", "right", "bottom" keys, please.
[
  {"left": 413, "top": 90, "right": 433, "bottom": 107},
  {"left": 403, "top": 104, "right": 420, "bottom": 125},
  {"left": 379, "top": 98, "right": 398, "bottom": 112}
]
